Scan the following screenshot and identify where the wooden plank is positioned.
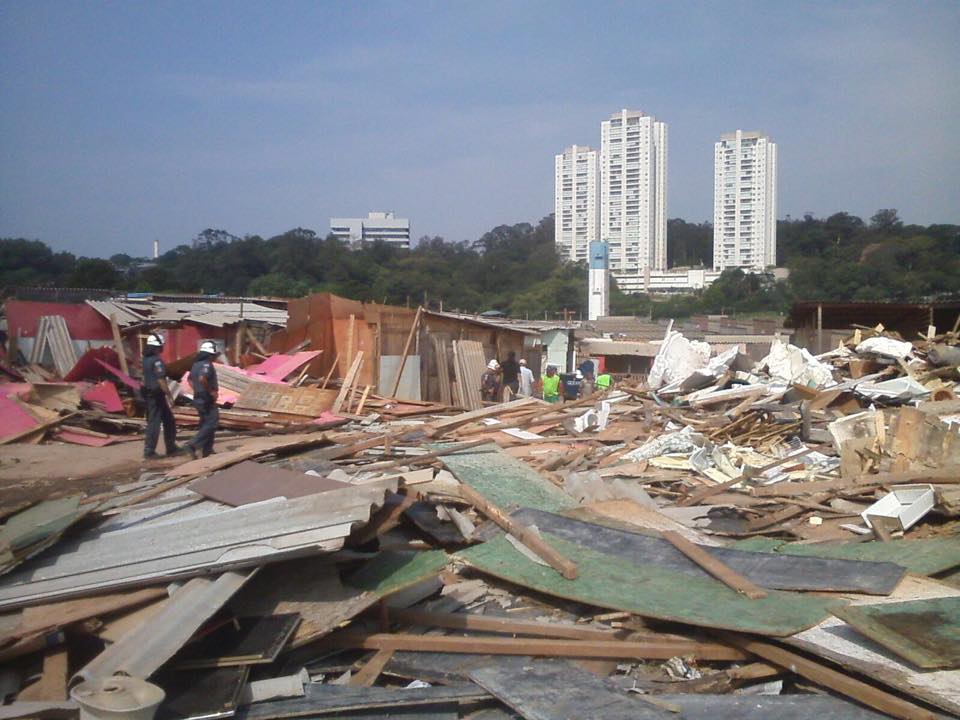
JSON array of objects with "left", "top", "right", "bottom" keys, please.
[
  {"left": 348, "top": 649, "right": 395, "bottom": 687},
  {"left": 388, "top": 608, "right": 620, "bottom": 641},
  {"left": 333, "top": 351, "right": 364, "bottom": 414},
  {"left": 319, "top": 352, "right": 339, "bottom": 390},
  {"left": 321, "top": 631, "right": 747, "bottom": 661},
  {"left": 109, "top": 313, "right": 129, "bottom": 377},
  {"left": 16, "top": 647, "right": 68, "bottom": 701},
  {"left": 389, "top": 306, "right": 423, "bottom": 399},
  {"left": 458, "top": 532, "right": 836, "bottom": 637},
  {"left": 424, "top": 397, "right": 542, "bottom": 437},
  {"left": 832, "top": 596, "right": 960, "bottom": 669},
  {"left": 0, "top": 411, "right": 78, "bottom": 446},
  {"left": 468, "top": 656, "right": 669, "bottom": 720},
  {"left": 662, "top": 530, "right": 767, "bottom": 599},
  {"left": 718, "top": 632, "right": 939, "bottom": 720},
  {"left": 459, "top": 483, "right": 578, "bottom": 580}
]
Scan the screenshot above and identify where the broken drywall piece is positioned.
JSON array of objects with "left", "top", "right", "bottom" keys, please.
[
  {"left": 856, "top": 337, "right": 914, "bottom": 360},
  {"left": 648, "top": 331, "right": 712, "bottom": 391},
  {"left": 760, "top": 339, "right": 836, "bottom": 389},
  {"left": 856, "top": 376, "right": 931, "bottom": 402},
  {"left": 861, "top": 484, "right": 936, "bottom": 532}
]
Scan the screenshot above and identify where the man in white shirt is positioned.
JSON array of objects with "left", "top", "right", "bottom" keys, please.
[{"left": 518, "top": 358, "right": 535, "bottom": 397}]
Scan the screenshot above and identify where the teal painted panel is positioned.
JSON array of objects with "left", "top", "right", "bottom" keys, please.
[
  {"left": 733, "top": 537, "right": 960, "bottom": 576},
  {"left": 440, "top": 445, "right": 576, "bottom": 513},
  {"left": 458, "top": 532, "right": 839, "bottom": 637},
  {"left": 833, "top": 596, "right": 960, "bottom": 669},
  {"left": 346, "top": 550, "right": 449, "bottom": 598}
]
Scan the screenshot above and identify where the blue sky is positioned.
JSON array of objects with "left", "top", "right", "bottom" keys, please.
[{"left": 1, "top": 1, "right": 958, "bottom": 258}]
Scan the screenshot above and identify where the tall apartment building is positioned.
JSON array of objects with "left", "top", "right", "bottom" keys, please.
[
  {"left": 713, "top": 131, "right": 777, "bottom": 270},
  {"left": 554, "top": 145, "right": 600, "bottom": 263},
  {"left": 600, "top": 109, "right": 668, "bottom": 283},
  {"left": 330, "top": 211, "right": 411, "bottom": 249}
]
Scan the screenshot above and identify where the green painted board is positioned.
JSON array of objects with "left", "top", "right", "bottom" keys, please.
[
  {"left": 833, "top": 596, "right": 960, "bottom": 669},
  {"left": 345, "top": 549, "right": 449, "bottom": 597},
  {"left": 458, "top": 533, "right": 839, "bottom": 637},
  {"left": 439, "top": 444, "right": 576, "bottom": 513},
  {"left": 733, "top": 536, "right": 960, "bottom": 576}
]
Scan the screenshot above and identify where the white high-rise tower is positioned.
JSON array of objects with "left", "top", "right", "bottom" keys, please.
[
  {"left": 600, "top": 109, "right": 668, "bottom": 290},
  {"left": 554, "top": 145, "right": 600, "bottom": 263},
  {"left": 713, "top": 130, "right": 777, "bottom": 270}
]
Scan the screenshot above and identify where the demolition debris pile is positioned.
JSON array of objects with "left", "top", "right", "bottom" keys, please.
[{"left": 0, "top": 294, "right": 959, "bottom": 720}]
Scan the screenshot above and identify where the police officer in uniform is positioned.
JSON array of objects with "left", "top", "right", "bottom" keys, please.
[
  {"left": 142, "top": 332, "right": 180, "bottom": 459},
  {"left": 186, "top": 340, "right": 220, "bottom": 459}
]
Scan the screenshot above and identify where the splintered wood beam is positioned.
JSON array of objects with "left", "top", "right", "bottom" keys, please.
[
  {"left": 387, "top": 608, "right": 620, "bottom": 641},
  {"left": 661, "top": 531, "right": 767, "bottom": 600},
  {"left": 718, "top": 633, "right": 938, "bottom": 720},
  {"left": 458, "top": 483, "right": 578, "bottom": 580},
  {"left": 322, "top": 632, "right": 748, "bottom": 662},
  {"left": 320, "top": 352, "right": 340, "bottom": 390}
]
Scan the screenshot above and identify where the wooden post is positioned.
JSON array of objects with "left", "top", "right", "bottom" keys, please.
[
  {"left": 109, "top": 314, "right": 129, "bottom": 377},
  {"left": 320, "top": 352, "right": 340, "bottom": 390},
  {"left": 390, "top": 306, "right": 423, "bottom": 399},
  {"left": 346, "top": 314, "right": 356, "bottom": 369}
]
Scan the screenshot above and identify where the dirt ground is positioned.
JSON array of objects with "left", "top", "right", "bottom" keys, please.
[{"left": 0, "top": 440, "right": 185, "bottom": 514}]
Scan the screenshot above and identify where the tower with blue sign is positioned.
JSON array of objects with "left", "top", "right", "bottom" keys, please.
[{"left": 588, "top": 241, "right": 609, "bottom": 321}]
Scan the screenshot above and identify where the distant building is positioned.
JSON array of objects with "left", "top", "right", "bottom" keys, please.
[
  {"left": 713, "top": 130, "right": 777, "bottom": 270},
  {"left": 554, "top": 145, "right": 600, "bottom": 264},
  {"left": 600, "top": 109, "right": 668, "bottom": 286},
  {"left": 330, "top": 212, "right": 411, "bottom": 249}
]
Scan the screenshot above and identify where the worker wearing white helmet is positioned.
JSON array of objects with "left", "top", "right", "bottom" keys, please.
[
  {"left": 141, "top": 332, "right": 181, "bottom": 459},
  {"left": 186, "top": 340, "right": 220, "bottom": 459},
  {"left": 480, "top": 359, "right": 501, "bottom": 403}
]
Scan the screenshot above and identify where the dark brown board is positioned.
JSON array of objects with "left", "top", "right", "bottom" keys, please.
[{"left": 189, "top": 461, "right": 349, "bottom": 506}]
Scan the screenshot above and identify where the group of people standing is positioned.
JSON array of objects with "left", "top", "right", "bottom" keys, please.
[
  {"left": 141, "top": 332, "right": 220, "bottom": 461},
  {"left": 480, "top": 351, "right": 612, "bottom": 404}
]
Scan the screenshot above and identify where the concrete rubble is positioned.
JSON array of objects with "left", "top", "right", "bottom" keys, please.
[{"left": 1, "top": 295, "right": 959, "bottom": 720}]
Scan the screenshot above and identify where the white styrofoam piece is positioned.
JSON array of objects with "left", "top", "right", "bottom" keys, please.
[{"left": 860, "top": 484, "right": 936, "bottom": 531}]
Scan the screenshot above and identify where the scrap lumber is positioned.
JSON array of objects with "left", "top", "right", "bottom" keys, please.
[
  {"left": 348, "top": 649, "right": 395, "bottom": 687},
  {"left": 423, "top": 396, "right": 542, "bottom": 437},
  {"left": 459, "top": 482, "right": 578, "bottom": 580},
  {"left": 387, "top": 607, "right": 621, "bottom": 641},
  {"left": 321, "top": 631, "right": 748, "bottom": 661},
  {"left": 109, "top": 313, "right": 129, "bottom": 377},
  {"left": 718, "top": 632, "right": 938, "bottom": 720},
  {"left": 333, "top": 350, "right": 364, "bottom": 414},
  {"left": 16, "top": 647, "right": 68, "bottom": 701},
  {"left": 0, "top": 411, "right": 78, "bottom": 446},
  {"left": 319, "top": 351, "right": 340, "bottom": 389},
  {"left": 661, "top": 530, "right": 768, "bottom": 599}
]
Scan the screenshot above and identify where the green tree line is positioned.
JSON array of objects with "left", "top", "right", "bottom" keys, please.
[{"left": 2, "top": 210, "right": 958, "bottom": 320}]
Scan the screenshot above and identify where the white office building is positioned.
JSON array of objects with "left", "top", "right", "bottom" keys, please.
[
  {"left": 554, "top": 145, "right": 600, "bottom": 263},
  {"left": 600, "top": 109, "right": 668, "bottom": 290},
  {"left": 713, "top": 131, "right": 777, "bottom": 270},
  {"left": 330, "top": 211, "right": 411, "bottom": 249}
]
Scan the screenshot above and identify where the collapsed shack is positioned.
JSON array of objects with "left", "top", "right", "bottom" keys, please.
[{"left": 0, "top": 294, "right": 959, "bottom": 720}]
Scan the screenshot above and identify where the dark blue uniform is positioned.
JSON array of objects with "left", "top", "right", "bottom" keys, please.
[
  {"left": 187, "top": 356, "right": 219, "bottom": 457},
  {"left": 142, "top": 350, "right": 177, "bottom": 457}
]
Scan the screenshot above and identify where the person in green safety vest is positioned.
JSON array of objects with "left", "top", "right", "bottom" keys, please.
[
  {"left": 595, "top": 371, "right": 612, "bottom": 391},
  {"left": 541, "top": 365, "right": 561, "bottom": 403}
]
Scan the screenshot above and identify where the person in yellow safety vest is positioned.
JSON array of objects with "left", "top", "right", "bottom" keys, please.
[
  {"left": 541, "top": 365, "right": 561, "bottom": 403},
  {"left": 595, "top": 371, "right": 612, "bottom": 390}
]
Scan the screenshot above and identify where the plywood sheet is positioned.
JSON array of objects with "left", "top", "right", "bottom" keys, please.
[
  {"left": 458, "top": 532, "right": 838, "bottom": 637},
  {"left": 513, "top": 508, "right": 905, "bottom": 595},
  {"left": 833, "top": 595, "right": 960, "bottom": 668},
  {"left": 379, "top": 356, "right": 421, "bottom": 401},
  {"left": 468, "top": 657, "right": 667, "bottom": 720},
  {"left": 235, "top": 382, "right": 337, "bottom": 416},
  {"left": 189, "top": 460, "right": 349, "bottom": 506}
]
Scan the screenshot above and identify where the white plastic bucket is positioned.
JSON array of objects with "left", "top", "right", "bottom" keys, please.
[{"left": 70, "top": 677, "right": 165, "bottom": 720}]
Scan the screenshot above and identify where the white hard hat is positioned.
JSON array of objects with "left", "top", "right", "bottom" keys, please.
[
  {"left": 199, "top": 341, "right": 217, "bottom": 354},
  {"left": 146, "top": 332, "right": 164, "bottom": 347},
  {"left": 575, "top": 370, "right": 583, "bottom": 379},
  {"left": 519, "top": 358, "right": 527, "bottom": 365},
  {"left": 487, "top": 359, "right": 499, "bottom": 370}
]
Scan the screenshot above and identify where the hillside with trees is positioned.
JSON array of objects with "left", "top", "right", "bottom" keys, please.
[{"left": 2, "top": 210, "right": 958, "bottom": 320}]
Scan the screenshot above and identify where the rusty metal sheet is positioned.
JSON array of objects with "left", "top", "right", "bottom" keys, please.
[
  {"left": 189, "top": 460, "right": 349, "bottom": 507},
  {"left": 234, "top": 382, "right": 337, "bottom": 416},
  {"left": 833, "top": 595, "right": 960, "bottom": 669}
]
